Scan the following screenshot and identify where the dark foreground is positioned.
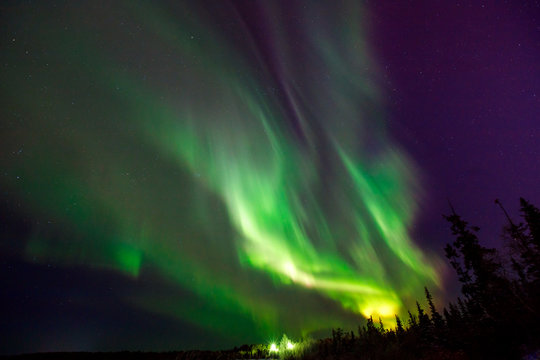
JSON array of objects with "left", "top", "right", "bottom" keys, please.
[
  {"left": 4, "top": 199, "right": 540, "bottom": 360},
  {"left": 1, "top": 351, "right": 239, "bottom": 360}
]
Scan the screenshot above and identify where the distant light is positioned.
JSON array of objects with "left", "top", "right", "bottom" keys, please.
[
  {"left": 287, "top": 341, "right": 295, "bottom": 350},
  {"left": 269, "top": 343, "right": 278, "bottom": 352}
]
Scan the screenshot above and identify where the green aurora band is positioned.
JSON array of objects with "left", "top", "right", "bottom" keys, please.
[{"left": 0, "top": 0, "right": 442, "bottom": 342}]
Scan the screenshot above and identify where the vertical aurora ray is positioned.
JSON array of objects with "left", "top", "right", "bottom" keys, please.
[{"left": 0, "top": 0, "right": 442, "bottom": 340}]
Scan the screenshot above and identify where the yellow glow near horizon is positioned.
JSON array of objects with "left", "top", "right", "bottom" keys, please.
[{"left": 361, "top": 304, "right": 397, "bottom": 318}]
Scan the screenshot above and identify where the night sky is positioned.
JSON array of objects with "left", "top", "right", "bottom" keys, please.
[{"left": 1, "top": 0, "right": 539, "bottom": 355}]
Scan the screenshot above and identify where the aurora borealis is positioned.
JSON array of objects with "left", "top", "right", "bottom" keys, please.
[{"left": 2, "top": 0, "right": 539, "bottom": 354}]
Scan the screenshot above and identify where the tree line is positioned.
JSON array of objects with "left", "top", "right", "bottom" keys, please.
[
  {"left": 12, "top": 198, "right": 537, "bottom": 360},
  {"left": 295, "top": 197, "right": 540, "bottom": 360}
]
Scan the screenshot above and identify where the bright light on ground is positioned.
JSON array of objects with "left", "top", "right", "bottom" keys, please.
[
  {"left": 269, "top": 343, "right": 278, "bottom": 352},
  {"left": 287, "top": 341, "right": 295, "bottom": 350}
]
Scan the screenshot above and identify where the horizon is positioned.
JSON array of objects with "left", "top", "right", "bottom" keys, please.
[{"left": 1, "top": 0, "right": 539, "bottom": 355}]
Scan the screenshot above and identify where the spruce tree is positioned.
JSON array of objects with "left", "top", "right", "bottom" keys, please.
[
  {"left": 444, "top": 208, "right": 511, "bottom": 321},
  {"left": 395, "top": 314, "right": 405, "bottom": 341},
  {"left": 425, "top": 287, "right": 444, "bottom": 330},
  {"left": 407, "top": 310, "right": 418, "bottom": 329}
]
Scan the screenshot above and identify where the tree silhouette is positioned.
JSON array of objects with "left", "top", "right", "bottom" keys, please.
[
  {"left": 425, "top": 287, "right": 444, "bottom": 331},
  {"left": 220, "top": 198, "right": 540, "bottom": 360}
]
